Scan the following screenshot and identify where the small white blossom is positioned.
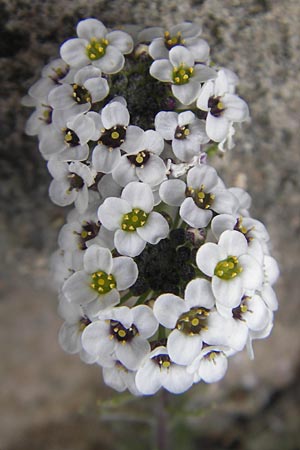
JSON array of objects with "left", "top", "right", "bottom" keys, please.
[
  {"left": 112, "top": 128, "right": 166, "bottom": 187},
  {"left": 39, "top": 113, "right": 95, "bottom": 161},
  {"left": 98, "top": 182, "right": 169, "bottom": 257},
  {"left": 60, "top": 18, "right": 133, "bottom": 74},
  {"left": 48, "top": 159, "right": 96, "bottom": 213},
  {"left": 143, "top": 22, "right": 210, "bottom": 63},
  {"left": 197, "top": 69, "right": 249, "bottom": 142},
  {"left": 62, "top": 245, "right": 138, "bottom": 317},
  {"left": 150, "top": 46, "right": 216, "bottom": 105},
  {"left": 153, "top": 279, "right": 226, "bottom": 365},
  {"left": 91, "top": 100, "right": 130, "bottom": 173},
  {"left": 155, "top": 110, "right": 209, "bottom": 162},
  {"left": 187, "top": 346, "right": 229, "bottom": 383},
  {"left": 196, "top": 230, "right": 264, "bottom": 309},
  {"left": 58, "top": 294, "right": 97, "bottom": 364},
  {"left": 48, "top": 66, "right": 109, "bottom": 112},
  {"left": 82, "top": 305, "right": 158, "bottom": 370},
  {"left": 135, "top": 346, "right": 194, "bottom": 395},
  {"left": 159, "top": 164, "right": 238, "bottom": 228}
]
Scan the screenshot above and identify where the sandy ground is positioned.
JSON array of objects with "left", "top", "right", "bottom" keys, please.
[{"left": 1, "top": 0, "right": 300, "bottom": 449}]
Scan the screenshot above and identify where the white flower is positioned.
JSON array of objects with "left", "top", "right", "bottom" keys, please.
[
  {"left": 228, "top": 187, "right": 252, "bottom": 217},
  {"left": 112, "top": 128, "right": 166, "bottom": 187},
  {"left": 39, "top": 114, "right": 95, "bottom": 161},
  {"left": 211, "top": 214, "right": 270, "bottom": 254},
  {"left": 159, "top": 164, "right": 238, "bottom": 228},
  {"left": 91, "top": 101, "right": 130, "bottom": 173},
  {"left": 150, "top": 46, "right": 216, "bottom": 105},
  {"left": 135, "top": 346, "right": 194, "bottom": 395},
  {"left": 153, "top": 279, "right": 226, "bottom": 365},
  {"left": 196, "top": 230, "right": 264, "bottom": 309},
  {"left": 60, "top": 18, "right": 133, "bottom": 74},
  {"left": 27, "top": 58, "right": 73, "bottom": 103},
  {"left": 155, "top": 110, "right": 209, "bottom": 162},
  {"left": 62, "top": 245, "right": 138, "bottom": 317},
  {"left": 102, "top": 361, "right": 141, "bottom": 395},
  {"left": 144, "top": 22, "right": 210, "bottom": 63},
  {"left": 187, "top": 346, "right": 229, "bottom": 383},
  {"left": 197, "top": 69, "right": 249, "bottom": 142},
  {"left": 98, "top": 182, "right": 169, "bottom": 257},
  {"left": 57, "top": 204, "right": 114, "bottom": 272},
  {"left": 82, "top": 305, "right": 158, "bottom": 370},
  {"left": 58, "top": 294, "right": 97, "bottom": 364},
  {"left": 48, "top": 160, "right": 96, "bottom": 213},
  {"left": 48, "top": 66, "right": 109, "bottom": 112},
  {"left": 25, "top": 103, "right": 53, "bottom": 136}
]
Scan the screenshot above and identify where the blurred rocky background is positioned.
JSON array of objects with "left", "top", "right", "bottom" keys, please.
[{"left": 0, "top": 0, "right": 299, "bottom": 449}]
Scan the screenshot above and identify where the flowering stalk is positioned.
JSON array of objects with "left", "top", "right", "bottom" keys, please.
[{"left": 25, "top": 18, "right": 279, "bottom": 398}]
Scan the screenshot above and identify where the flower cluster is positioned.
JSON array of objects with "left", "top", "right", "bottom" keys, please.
[{"left": 25, "top": 19, "right": 279, "bottom": 396}]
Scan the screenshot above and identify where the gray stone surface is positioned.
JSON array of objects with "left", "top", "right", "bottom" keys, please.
[{"left": 1, "top": 0, "right": 300, "bottom": 449}]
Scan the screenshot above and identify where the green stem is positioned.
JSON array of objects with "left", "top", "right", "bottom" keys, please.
[{"left": 119, "top": 291, "right": 133, "bottom": 304}]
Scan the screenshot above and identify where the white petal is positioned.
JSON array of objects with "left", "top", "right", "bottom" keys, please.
[
  {"left": 137, "top": 211, "right": 169, "bottom": 244},
  {"left": 120, "top": 125, "right": 144, "bottom": 153},
  {"left": 155, "top": 111, "right": 178, "bottom": 140},
  {"left": 92, "top": 145, "right": 121, "bottom": 173},
  {"left": 58, "top": 323, "right": 81, "bottom": 354},
  {"left": 172, "top": 81, "right": 201, "bottom": 105},
  {"left": 187, "top": 165, "right": 218, "bottom": 191},
  {"left": 94, "top": 46, "right": 124, "bottom": 74},
  {"left": 139, "top": 130, "right": 164, "bottom": 155},
  {"left": 169, "top": 46, "right": 194, "bottom": 67},
  {"left": 83, "top": 245, "right": 113, "bottom": 274},
  {"left": 206, "top": 113, "right": 230, "bottom": 142},
  {"left": 132, "top": 305, "right": 158, "bottom": 338},
  {"left": 184, "top": 279, "right": 215, "bottom": 309},
  {"left": 212, "top": 189, "right": 238, "bottom": 215},
  {"left": 180, "top": 197, "right": 212, "bottom": 228},
  {"left": 135, "top": 360, "right": 161, "bottom": 395},
  {"left": 197, "top": 352, "right": 228, "bottom": 383},
  {"left": 161, "top": 365, "right": 193, "bottom": 394},
  {"left": 211, "top": 214, "right": 236, "bottom": 239},
  {"left": 159, "top": 179, "right": 186, "bottom": 206},
  {"left": 60, "top": 38, "right": 89, "bottom": 67},
  {"left": 77, "top": 18, "right": 107, "bottom": 40},
  {"left": 85, "top": 77, "right": 109, "bottom": 102},
  {"left": 101, "top": 102, "right": 130, "bottom": 129},
  {"left": 106, "top": 30, "right": 134, "bottom": 54},
  {"left": 116, "top": 337, "right": 150, "bottom": 370},
  {"left": 212, "top": 276, "right": 243, "bottom": 308},
  {"left": 62, "top": 271, "right": 98, "bottom": 305},
  {"left": 122, "top": 182, "right": 154, "bottom": 212},
  {"left": 196, "top": 243, "right": 224, "bottom": 276},
  {"left": 112, "top": 156, "right": 138, "bottom": 186},
  {"left": 223, "top": 94, "right": 249, "bottom": 122},
  {"left": 218, "top": 230, "right": 248, "bottom": 257},
  {"left": 98, "top": 197, "right": 131, "bottom": 230},
  {"left": 153, "top": 294, "right": 187, "bottom": 328},
  {"left": 240, "top": 254, "right": 264, "bottom": 290},
  {"left": 167, "top": 329, "right": 203, "bottom": 365},
  {"left": 111, "top": 256, "right": 138, "bottom": 290},
  {"left": 136, "top": 155, "right": 166, "bottom": 186},
  {"left": 74, "top": 186, "right": 89, "bottom": 213},
  {"left": 114, "top": 230, "right": 146, "bottom": 257},
  {"left": 243, "top": 294, "right": 270, "bottom": 331},
  {"left": 81, "top": 321, "right": 112, "bottom": 356},
  {"left": 74, "top": 66, "right": 102, "bottom": 84},
  {"left": 150, "top": 60, "right": 173, "bottom": 82},
  {"left": 49, "top": 179, "right": 77, "bottom": 206}
]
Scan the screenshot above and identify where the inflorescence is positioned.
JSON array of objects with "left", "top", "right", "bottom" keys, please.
[{"left": 24, "top": 18, "right": 279, "bottom": 396}]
